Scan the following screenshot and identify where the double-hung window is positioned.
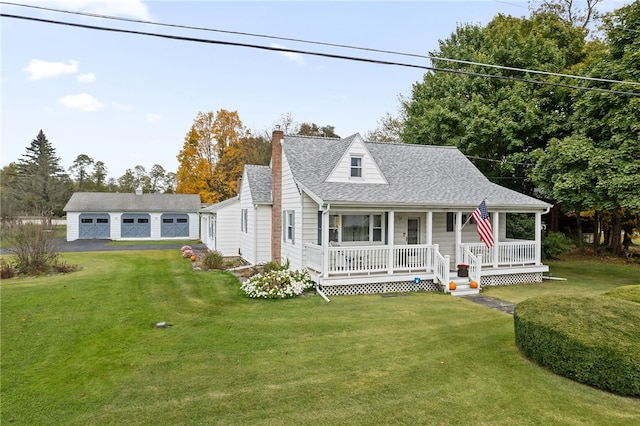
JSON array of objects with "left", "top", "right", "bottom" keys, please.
[
  {"left": 241, "top": 209, "right": 248, "bottom": 233},
  {"left": 350, "top": 156, "right": 362, "bottom": 178},
  {"left": 284, "top": 210, "right": 295, "bottom": 244}
]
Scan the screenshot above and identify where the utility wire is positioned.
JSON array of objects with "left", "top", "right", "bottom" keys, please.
[
  {"left": 2, "top": 1, "right": 640, "bottom": 88},
  {"left": 3, "top": 13, "right": 640, "bottom": 97}
]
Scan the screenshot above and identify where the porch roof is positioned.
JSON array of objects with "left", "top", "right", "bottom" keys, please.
[{"left": 283, "top": 134, "right": 551, "bottom": 210}]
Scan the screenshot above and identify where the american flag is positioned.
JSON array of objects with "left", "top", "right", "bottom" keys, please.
[{"left": 472, "top": 200, "right": 494, "bottom": 248}]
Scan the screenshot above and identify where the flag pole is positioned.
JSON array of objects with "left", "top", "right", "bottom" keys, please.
[{"left": 461, "top": 198, "right": 487, "bottom": 230}]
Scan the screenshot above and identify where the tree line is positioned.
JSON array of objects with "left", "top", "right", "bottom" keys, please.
[{"left": 0, "top": 116, "right": 338, "bottom": 219}]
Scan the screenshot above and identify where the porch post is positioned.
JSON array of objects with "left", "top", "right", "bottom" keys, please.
[
  {"left": 492, "top": 212, "right": 500, "bottom": 268},
  {"left": 455, "top": 211, "right": 462, "bottom": 266},
  {"left": 387, "top": 210, "right": 395, "bottom": 274},
  {"left": 426, "top": 211, "right": 433, "bottom": 245},
  {"left": 323, "top": 206, "right": 330, "bottom": 277},
  {"left": 535, "top": 211, "right": 542, "bottom": 265}
]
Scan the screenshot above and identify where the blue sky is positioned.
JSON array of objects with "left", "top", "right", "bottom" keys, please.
[{"left": 0, "top": 0, "right": 628, "bottom": 179}]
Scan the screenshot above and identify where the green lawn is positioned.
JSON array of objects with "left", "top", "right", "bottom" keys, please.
[
  {"left": 1, "top": 251, "right": 639, "bottom": 425},
  {"left": 484, "top": 258, "right": 640, "bottom": 304}
]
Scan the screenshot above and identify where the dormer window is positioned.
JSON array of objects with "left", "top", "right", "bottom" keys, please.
[{"left": 350, "top": 156, "right": 362, "bottom": 178}]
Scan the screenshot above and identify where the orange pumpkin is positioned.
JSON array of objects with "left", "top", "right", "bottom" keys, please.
[
  {"left": 470, "top": 281, "right": 478, "bottom": 289},
  {"left": 449, "top": 281, "right": 457, "bottom": 291},
  {"left": 190, "top": 255, "right": 196, "bottom": 262}
]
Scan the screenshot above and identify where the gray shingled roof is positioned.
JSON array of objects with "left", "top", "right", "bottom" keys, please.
[
  {"left": 245, "top": 165, "right": 272, "bottom": 204},
  {"left": 200, "top": 196, "right": 239, "bottom": 213},
  {"left": 64, "top": 192, "right": 202, "bottom": 213},
  {"left": 282, "top": 134, "right": 550, "bottom": 210}
]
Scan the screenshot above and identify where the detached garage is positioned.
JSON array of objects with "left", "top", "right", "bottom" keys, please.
[{"left": 64, "top": 191, "right": 201, "bottom": 241}]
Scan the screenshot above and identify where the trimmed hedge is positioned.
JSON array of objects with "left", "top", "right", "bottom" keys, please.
[
  {"left": 514, "top": 294, "right": 640, "bottom": 396},
  {"left": 603, "top": 284, "right": 640, "bottom": 304}
]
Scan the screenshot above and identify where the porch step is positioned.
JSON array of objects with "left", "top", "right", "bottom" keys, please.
[{"left": 449, "top": 277, "right": 480, "bottom": 297}]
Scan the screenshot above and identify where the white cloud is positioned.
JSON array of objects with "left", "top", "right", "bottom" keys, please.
[
  {"left": 76, "top": 72, "right": 96, "bottom": 83},
  {"left": 59, "top": 93, "right": 105, "bottom": 112},
  {"left": 271, "top": 44, "right": 305, "bottom": 65},
  {"left": 24, "top": 59, "right": 78, "bottom": 80},
  {"left": 146, "top": 113, "right": 161, "bottom": 122},
  {"left": 32, "top": 0, "right": 151, "bottom": 20},
  {"left": 113, "top": 102, "right": 133, "bottom": 111}
]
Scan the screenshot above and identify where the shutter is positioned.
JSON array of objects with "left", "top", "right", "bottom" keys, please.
[
  {"left": 317, "top": 211, "right": 322, "bottom": 245},
  {"left": 446, "top": 212, "right": 454, "bottom": 232},
  {"left": 282, "top": 211, "right": 286, "bottom": 241}
]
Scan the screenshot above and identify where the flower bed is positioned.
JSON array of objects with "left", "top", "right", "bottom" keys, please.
[{"left": 241, "top": 268, "right": 314, "bottom": 299}]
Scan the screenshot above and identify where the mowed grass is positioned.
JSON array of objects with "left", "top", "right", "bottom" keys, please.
[
  {"left": 2, "top": 252, "right": 639, "bottom": 425},
  {"left": 484, "top": 258, "right": 640, "bottom": 304}
]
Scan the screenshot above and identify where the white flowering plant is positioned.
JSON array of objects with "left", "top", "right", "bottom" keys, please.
[{"left": 241, "top": 268, "right": 314, "bottom": 299}]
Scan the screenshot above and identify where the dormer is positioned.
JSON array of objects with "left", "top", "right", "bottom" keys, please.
[{"left": 325, "top": 134, "right": 388, "bottom": 184}]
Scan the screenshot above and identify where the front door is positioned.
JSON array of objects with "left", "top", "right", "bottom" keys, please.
[{"left": 407, "top": 217, "right": 419, "bottom": 244}]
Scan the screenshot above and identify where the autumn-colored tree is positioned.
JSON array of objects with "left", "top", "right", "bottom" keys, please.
[
  {"left": 176, "top": 110, "right": 247, "bottom": 203},
  {"left": 211, "top": 134, "right": 270, "bottom": 200}
]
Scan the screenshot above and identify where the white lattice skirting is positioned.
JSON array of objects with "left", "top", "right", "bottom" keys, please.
[
  {"left": 481, "top": 272, "right": 543, "bottom": 287},
  {"left": 320, "top": 280, "right": 440, "bottom": 296},
  {"left": 318, "top": 272, "right": 543, "bottom": 296}
]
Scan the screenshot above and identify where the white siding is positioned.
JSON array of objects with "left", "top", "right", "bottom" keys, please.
[
  {"left": 239, "top": 176, "right": 256, "bottom": 264},
  {"left": 302, "top": 193, "right": 320, "bottom": 245},
  {"left": 254, "top": 205, "right": 272, "bottom": 264},
  {"left": 432, "top": 213, "right": 456, "bottom": 263},
  {"left": 280, "top": 153, "right": 303, "bottom": 270},
  {"left": 201, "top": 203, "right": 241, "bottom": 257},
  {"left": 326, "top": 135, "right": 387, "bottom": 184},
  {"left": 66, "top": 212, "right": 80, "bottom": 241}
]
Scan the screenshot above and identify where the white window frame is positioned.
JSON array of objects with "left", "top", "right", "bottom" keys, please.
[
  {"left": 284, "top": 210, "right": 295, "bottom": 244},
  {"left": 350, "top": 156, "right": 362, "bottom": 178},
  {"left": 330, "top": 213, "right": 384, "bottom": 244},
  {"left": 241, "top": 208, "right": 248, "bottom": 233}
]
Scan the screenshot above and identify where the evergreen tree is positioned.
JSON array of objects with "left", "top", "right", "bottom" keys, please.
[{"left": 14, "top": 130, "right": 72, "bottom": 218}]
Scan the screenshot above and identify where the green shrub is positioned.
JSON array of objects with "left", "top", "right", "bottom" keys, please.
[
  {"left": 201, "top": 250, "right": 225, "bottom": 270},
  {"left": 514, "top": 295, "right": 640, "bottom": 396},
  {"left": 542, "top": 232, "right": 574, "bottom": 260},
  {"left": 1, "top": 260, "right": 16, "bottom": 279},
  {"left": 262, "top": 258, "right": 290, "bottom": 273}
]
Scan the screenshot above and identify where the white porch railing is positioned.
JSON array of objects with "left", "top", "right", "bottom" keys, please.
[
  {"left": 460, "top": 241, "right": 538, "bottom": 266},
  {"left": 304, "top": 243, "right": 439, "bottom": 276}
]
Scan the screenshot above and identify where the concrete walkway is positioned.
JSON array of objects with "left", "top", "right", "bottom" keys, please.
[{"left": 460, "top": 294, "right": 516, "bottom": 315}]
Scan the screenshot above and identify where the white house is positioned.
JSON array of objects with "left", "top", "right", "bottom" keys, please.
[
  {"left": 64, "top": 191, "right": 201, "bottom": 241},
  {"left": 200, "top": 197, "right": 240, "bottom": 257},
  {"left": 204, "top": 130, "right": 552, "bottom": 296}
]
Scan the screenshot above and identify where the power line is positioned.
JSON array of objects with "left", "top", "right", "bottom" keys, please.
[
  {"left": 3, "top": 1, "right": 640, "bottom": 88},
  {"left": 2, "top": 12, "right": 639, "bottom": 97}
]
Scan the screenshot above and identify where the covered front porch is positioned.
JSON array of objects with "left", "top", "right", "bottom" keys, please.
[{"left": 303, "top": 208, "right": 548, "bottom": 295}]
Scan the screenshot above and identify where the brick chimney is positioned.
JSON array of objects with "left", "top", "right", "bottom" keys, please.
[{"left": 271, "top": 127, "right": 284, "bottom": 263}]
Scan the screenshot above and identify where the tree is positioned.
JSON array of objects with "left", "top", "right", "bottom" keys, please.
[
  {"left": 529, "top": 0, "right": 603, "bottom": 30},
  {"left": 92, "top": 161, "right": 108, "bottom": 191},
  {"left": 402, "top": 12, "right": 588, "bottom": 194},
  {"left": 0, "top": 163, "right": 18, "bottom": 219},
  {"left": 176, "top": 110, "right": 247, "bottom": 203},
  {"left": 366, "top": 110, "right": 405, "bottom": 142},
  {"left": 68, "top": 154, "right": 94, "bottom": 191},
  {"left": 297, "top": 122, "right": 340, "bottom": 138},
  {"left": 118, "top": 169, "right": 137, "bottom": 193},
  {"left": 13, "top": 130, "right": 72, "bottom": 218},
  {"left": 149, "top": 164, "right": 167, "bottom": 193},
  {"left": 532, "top": 1, "right": 640, "bottom": 255}
]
